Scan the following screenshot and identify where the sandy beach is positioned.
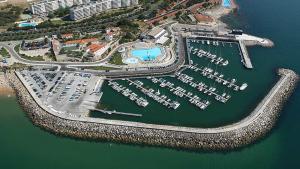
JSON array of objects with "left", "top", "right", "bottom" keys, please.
[{"left": 0, "top": 72, "right": 14, "bottom": 96}]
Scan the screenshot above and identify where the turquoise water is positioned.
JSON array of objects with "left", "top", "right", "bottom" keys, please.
[
  {"left": 222, "top": 0, "right": 231, "bottom": 7},
  {"left": 1, "top": 0, "right": 300, "bottom": 168},
  {"left": 131, "top": 47, "right": 162, "bottom": 61},
  {"left": 18, "top": 22, "right": 37, "bottom": 27}
]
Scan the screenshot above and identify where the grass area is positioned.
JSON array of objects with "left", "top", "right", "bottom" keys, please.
[
  {"left": 7, "top": 63, "right": 29, "bottom": 70},
  {"left": 20, "top": 54, "right": 44, "bottom": 61},
  {"left": 0, "top": 47, "right": 10, "bottom": 58},
  {"left": 14, "top": 44, "right": 45, "bottom": 61},
  {"left": 108, "top": 52, "right": 126, "bottom": 65}
]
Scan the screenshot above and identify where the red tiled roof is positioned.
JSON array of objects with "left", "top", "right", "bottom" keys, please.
[{"left": 87, "top": 43, "right": 106, "bottom": 53}]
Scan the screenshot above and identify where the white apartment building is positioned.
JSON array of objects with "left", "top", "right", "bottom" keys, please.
[
  {"left": 70, "top": 0, "right": 138, "bottom": 21},
  {"left": 31, "top": 0, "right": 87, "bottom": 15}
]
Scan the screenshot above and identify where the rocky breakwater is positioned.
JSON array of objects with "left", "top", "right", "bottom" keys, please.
[{"left": 5, "top": 69, "right": 299, "bottom": 151}]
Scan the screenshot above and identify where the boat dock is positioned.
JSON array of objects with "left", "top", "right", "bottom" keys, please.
[
  {"left": 188, "top": 64, "right": 247, "bottom": 91},
  {"left": 108, "top": 81, "right": 149, "bottom": 107},
  {"left": 126, "top": 79, "right": 180, "bottom": 109},
  {"left": 92, "top": 108, "right": 142, "bottom": 117},
  {"left": 189, "top": 47, "right": 229, "bottom": 67},
  {"left": 148, "top": 77, "right": 210, "bottom": 110},
  {"left": 174, "top": 73, "right": 231, "bottom": 103},
  {"left": 239, "top": 40, "right": 253, "bottom": 69}
]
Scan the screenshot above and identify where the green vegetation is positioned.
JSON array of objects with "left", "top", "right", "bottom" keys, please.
[
  {"left": 14, "top": 44, "right": 45, "bottom": 61},
  {"left": 0, "top": 47, "right": 10, "bottom": 58},
  {"left": 108, "top": 52, "right": 125, "bottom": 65},
  {"left": 60, "top": 48, "right": 84, "bottom": 58},
  {"left": 118, "top": 19, "right": 140, "bottom": 44},
  {"left": 0, "top": 5, "right": 22, "bottom": 27},
  {"left": 48, "top": 7, "right": 70, "bottom": 18},
  {"left": 7, "top": 63, "right": 29, "bottom": 70},
  {"left": 20, "top": 54, "right": 44, "bottom": 61}
]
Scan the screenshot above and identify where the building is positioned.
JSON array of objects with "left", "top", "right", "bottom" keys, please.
[
  {"left": 61, "top": 33, "right": 74, "bottom": 39},
  {"left": 86, "top": 43, "right": 109, "bottom": 60},
  {"left": 70, "top": 0, "right": 138, "bottom": 21},
  {"left": 30, "top": 0, "right": 82, "bottom": 15},
  {"left": 147, "top": 27, "right": 169, "bottom": 45},
  {"left": 32, "top": 0, "right": 138, "bottom": 19}
]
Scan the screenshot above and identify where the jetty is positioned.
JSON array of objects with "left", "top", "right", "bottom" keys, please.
[
  {"left": 92, "top": 109, "right": 142, "bottom": 117},
  {"left": 108, "top": 81, "right": 149, "bottom": 107},
  {"left": 239, "top": 40, "right": 253, "bottom": 69},
  {"left": 174, "top": 72, "right": 231, "bottom": 103},
  {"left": 126, "top": 79, "right": 180, "bottom": 109},
  {"left": 188, "top": 64, "right": 247, "bottom": 91},
  {"left": 148, "top": 76, "right": 210, "bottom": 110}
]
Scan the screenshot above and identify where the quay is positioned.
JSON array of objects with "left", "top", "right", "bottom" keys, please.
[{"left": 92, "top": 108, "right": 142, "bottom": 117}]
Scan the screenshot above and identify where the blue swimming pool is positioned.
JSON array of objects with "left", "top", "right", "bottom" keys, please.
[
  {"left": 18, "top": 22, "right": 37, "bottom": 28},
  {"left": 222, "top": 0, "right": 231, "bottom": 8},
  {"left": 131, "top": 47, "right": 162, "bottom": 61}
]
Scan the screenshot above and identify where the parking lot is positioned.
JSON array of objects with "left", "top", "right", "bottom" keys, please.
[{"left": 20, "top": 69, "right": 104, "bottom": 117}]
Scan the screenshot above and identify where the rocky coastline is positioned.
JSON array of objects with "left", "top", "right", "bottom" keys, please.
[{"left": 5, "top": 69, "right": 299, "bottom": 151}]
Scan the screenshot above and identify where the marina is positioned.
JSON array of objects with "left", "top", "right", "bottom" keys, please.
[
  {"left": 126, "top": 79, "right": 181, "bottom": 109},
  {"left": 174, "top": 72, "right": 231, "bottom": 103},
  {"left": 108, "top": 81, "right": 149, "bottom": 107},
  {"left": 187, "top": 64, "right": 248, "bottom": 91},
  {"left": 148, "top": 76, "right": 210, "bottom": 110},
  {"left": 188, "top": 40, "right": 229, "bottom": 67}
]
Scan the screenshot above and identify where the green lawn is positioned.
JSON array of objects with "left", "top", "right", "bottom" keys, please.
[
  {"left": 14, "top": 44, "right": 45, "bottom": 61},
  {"left": 0, "top": 47, "right": 10, "bottom": 58},
  {"left": 108, "top": 53, "right": 126, "bottom": 65}
]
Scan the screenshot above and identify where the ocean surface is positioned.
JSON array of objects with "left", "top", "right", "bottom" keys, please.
[{"left": 1, "top": 0, "right": 300, "bottom": 168}]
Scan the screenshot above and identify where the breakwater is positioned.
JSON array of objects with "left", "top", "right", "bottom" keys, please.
[{"left": 6, "top": 69, "right": 299, "bottom": 150}]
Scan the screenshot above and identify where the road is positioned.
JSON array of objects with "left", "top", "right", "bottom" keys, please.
[{"left": 0, "top": 35, "right": 186, "bottom": 78}]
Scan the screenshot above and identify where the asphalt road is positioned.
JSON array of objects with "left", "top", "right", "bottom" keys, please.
[{"left": 0, "top": 36, "right": 186, "bottom": 78}]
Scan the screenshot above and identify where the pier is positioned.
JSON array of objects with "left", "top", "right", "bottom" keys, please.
[
  {"left": 92, "top": 109, "right": 142, "bottom": 117},
  {"left": 148, "top": 77, "right": 210, "bottom": 110},
  {"left": 174, "top": 73, "right": 231, "bottom": 103},
  {"left": 126, "top": 79, "right": 180, "bottom": 109},
  {"left": 188, "top": 43, "right": 229, "bottom": 67},
  {"left": 239, "top": 40, "right": 253, "bottom": 69},
  {"left": 108, "top": 81, "right": 149, "bottom": 107},
  {"left": 187, "top": 64, "right": 247, "bottom": 91}
]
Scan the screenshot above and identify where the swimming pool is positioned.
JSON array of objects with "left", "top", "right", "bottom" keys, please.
[
  {"left": 18, "top": 22, "right": 37, "bottom": 28},
  {"left": 222, "top": 0, "right": 231, "bottom": 8},
  {"left": 131, "top": 47, "right": 162, "bottom": 61}
]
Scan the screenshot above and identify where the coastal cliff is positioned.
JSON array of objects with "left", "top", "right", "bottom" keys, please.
[{"left": 5, "top": 69, "right": 299, "bottom": 150}]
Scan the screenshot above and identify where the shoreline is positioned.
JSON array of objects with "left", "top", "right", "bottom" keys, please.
[
  {"left": 0, "top": 72, "right": 14, "bottom": 96},
  {"left": 5, "top": 68, "right": 299, "bottom": 150}
]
